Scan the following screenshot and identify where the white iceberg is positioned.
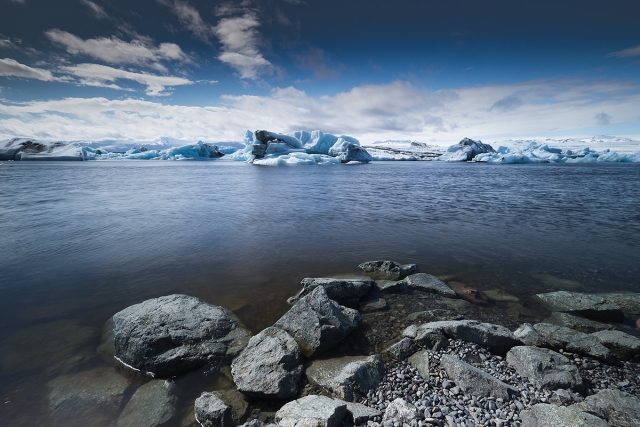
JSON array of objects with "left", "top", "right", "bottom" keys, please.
[
  {"left": 472, "top": 142, "right": 640, "bottom": 164},
  {"left": 438, "top": 138, "right": 496, "bottom": 161}
]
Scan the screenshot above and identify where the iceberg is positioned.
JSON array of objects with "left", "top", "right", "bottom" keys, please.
[
  {"left": 438, "top": 138, "right": 496, "bottom": 161},
  {"left": 471, "top": 142, "right": 640, "bottom": 164}
]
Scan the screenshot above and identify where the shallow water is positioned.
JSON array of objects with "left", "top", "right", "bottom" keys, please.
[{"left": 1, "top": 160, "right": 639, "bottom": 426}]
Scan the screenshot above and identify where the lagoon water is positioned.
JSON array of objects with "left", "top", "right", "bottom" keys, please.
[{"left": 1, "top": 160, "right": 639, "bottom": 425}]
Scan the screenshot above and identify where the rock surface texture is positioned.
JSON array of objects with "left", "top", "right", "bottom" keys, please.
[
  {"left": 535, "top": 291, "right": 625, "bottom": 322},
  {"left": 591, "top": 330, "right": 640, "bottom": 361},
  {"left": 358, "top": 261, "right": 418, "bottom": 281},
  {"left": 506, "top": 346, "right": 584, "bottom": 392},
  {"left": 382, "top": 398, "right": 419, "bottom": 423},
  {"left": 305, "top": 355, "right": 385, "bottom": 402},
  {"left": 545, "top": 312, "right": 615, "bottom": 333},
  {"left": 287, "top": 278, "right": 374, "bottom": 307},
  {"left": 520, "top": 403, "right": 610, "bottom": 427},
  {"left": 194, "top": 392, "right": 233, "bottom": 427},
  {"left": 274, "top": 287, "right": 360, "bottom": 358},
  {"left": 275, "top": 395, "right": 348, "bottom": 427},
  {"left": 402, "top": 273, "right": 456, "bottom": 298},
  {"left": 112, "top": 294, "right": 250, "bottom": 377},
  {"left": 116, "top": 380, "right": 177, "bottom": 427},
  {"left": 571, "top": 389, "right": 640, "bottom": 427},
  {"left": 514, "top": 323, "right": 555, "bottom": 349},
  {"left": 533, "top": 323, "right": 615, "bottom": 363},
  {"left": 440, "top": 354, "right": 519, "bottom": 400},
  {"left": 231, "top": 326, "right": 303, "bottom": 399},
  {"left": 385, "top": 338, "right": 420, "bottom": 360}
]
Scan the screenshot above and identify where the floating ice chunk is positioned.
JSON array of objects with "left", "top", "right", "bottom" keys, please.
[
  {"left": 328, "top": 138, "right": 373, "bottom": 163},
  {"left": 252, "top": 152, "right": 340, "bottom": 166},
  {"left": 303, "top": 131, "right": 340, "bottom": 154},
  {"left": 438, "top": 138, "right": 496, "bottom": 161}
]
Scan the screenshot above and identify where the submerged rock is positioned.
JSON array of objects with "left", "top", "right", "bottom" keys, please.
[
  {"left": 116, "top": 380, "right": 177, "bottom": 427},
  {"left": 275, "top": 286, "right": 360, "bottom": 358},
  {"left": 534, "top": 291, "right": 625, "bottom": 323},
  {"left": 483, "top": 289, "right": 520, "bottom": 302},
  {"left": 440, "top": 355, "right": 518, "bottom": 400},
  {"left": 287, "top": 277, "right": 374, "bottom": 307},
  {"left": 520, "top": 403, "right": 610, "bottom": 427},
  {"left": 545, "top": 312, "right": 615, "bottom": 333},
  {"left": 358, "top": 297, "right": 387, "bottom": 312},
  {"left": 506, "top": 346, "right": 584, "bottom": 392},
  {"left": 231, "top": 326, "right": 303, "bottom": 399},
  {"left": 407, "top": 309, "right": 465, "bottom": 323},
  {"left": 275, "top": 395, "right": 348, "bottom": 427},
  {"left": 591, "top": 330, "right": 640, "bottom": 361},
  {"left": 403, "top": 273, "right": 456, "bottom": 298},
  {"left": 358, "top": 261, "right": 418, "bottom": 281},
  {"left": 533, "top": 323, "right": 615, "bottom": 363},
  {"left": 447, "top": 281, "right": 488, "bottom": 304},
  {"left": 111, "top": 294, "right": 250, "bottom": 378},
  {"left": 305, "top": 355, "right": 384, "bottom": 402},
  {"left": 194, "top": 392, "right": 233, "bottom": 427}
]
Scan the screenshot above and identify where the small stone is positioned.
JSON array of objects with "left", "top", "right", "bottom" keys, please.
[
  {"left": 194, "top": 392, "right": 233, "bottom": 427},
  {"left": 403, "top": 274, "right": 456, "bottom": 298},
  {"left": 386, "top": 338, "right": 420, "bottom": 360},
  {"left": 275, "top": 395, "right": 348, "bottom": 427}
]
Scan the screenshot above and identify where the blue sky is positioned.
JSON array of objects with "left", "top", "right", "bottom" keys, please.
[{"left": 1, "top": 0, "right": 639, "bottom": 144}]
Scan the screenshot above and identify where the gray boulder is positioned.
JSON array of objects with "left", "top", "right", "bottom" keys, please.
[
  {"left": 533, "top": 323, "right": 615, "bottom": 363},
  {"left": 440, "top": 355, "right": 518, "bottom": 400},
  {"left": 275, "top": 395, "right": 348, "bottom": 427},
  {"left": 48, "top": 367, "right": 131, "bottom": 427},
  {"left": 194, "top": 392, "right": 233, "bottom": 427},
  {"left": 382, "top": 398, "right": 420, "bottom": 423},
  {"left": 274, "top": 287, "right": 360, "bottom": 358},
  {"left": 545, "top": 312, "right": 615, "bottom": 333},
  {"left": 358, "top": 261, "right": 418, "bottom": 280},
  {"left": 403, "top": 273, "right": 456, "bottom": 298},
  {"left": 535, "top": 291, "right": 625, "bottom": 322},
  {"left": 374, "top": 280, "right": 406, "bottom": 294},
  {"left": 407, "top": 320, "right": 521, "bottom": 354},
  {"left": 506, "top": 346, "right": 584, "bottom": 392},
  {"left": 287, "top": 278, "right": 374, "bottom": 307},
  {"left": 514, "top": 323, "right": 555, "bottom": 349},
  {"left": 403, "top": 325, "right": 449, "bottom": 351},
  {"left": 231, "top": 327, "right": 302, "bottom": 399},
  {"left": 116, "top": 380, "right": 177, "bottom": 427},
  {"left": 305, "top": 355, "right": 384, "bottom": 402},
  {"left": 591, "top": 330, "right": 640, "bottom": 361},
  {"left": 599, "top": 293, "right": 640, "bottom": 315},
  {"left": 112, "top": 294, "right": 251, "bottom": 378},
  {"left": 571, "top": 389, "right": 640, "bottom": 427},
  {"left": 520, "top": 403, "right": 610, "bottom": 427},
  {"left": 407, "top": 309, "right": 465, "bottom": 323},
  {"left": 407, "top": 350, "right": 430, "bottom": 380},
  {"left": 211, "top": 390, "right": 249, "bottom": 422},
  {"left": 385, "top": 338, "right": 419, "bottom": 360},
  {"left": 345, "top": 402, "right": 381, "bottom": 424}
]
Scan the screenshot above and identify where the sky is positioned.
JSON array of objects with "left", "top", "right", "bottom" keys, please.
[{"left": 1, "top": 0, "right": 639, "bottom": 144}]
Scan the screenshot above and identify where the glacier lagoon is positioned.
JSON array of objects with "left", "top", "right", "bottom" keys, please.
[{"left": 1, "top": 160, "right": 639, "bottom": 426}]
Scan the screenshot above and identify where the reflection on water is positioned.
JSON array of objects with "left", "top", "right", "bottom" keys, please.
[{"left": 1, "top": 161, "right": 639, "bottom": 425}]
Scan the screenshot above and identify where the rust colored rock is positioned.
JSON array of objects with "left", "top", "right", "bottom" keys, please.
[{"left": 447, "top": 282, "right": 488, "bottom": 305}]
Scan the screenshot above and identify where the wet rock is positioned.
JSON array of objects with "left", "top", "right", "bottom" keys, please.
[
  {"left": 591, "top": 330, "right": 640, "bottom": 361},
  {"left": 403, "top": 273, "right": 456, "bottom": 298},
  {"left": 506, "top": 346, "right": 584, "bottom": 392},
  {"left": 534, "top": 291, "right": 625, "bottom": 322},
  {"left": 0, "top": 319, "right": 98, "bottom": 373},
  {"left": 520, "top": 403, "right": 609, "bottom": 427},
  {"left": 382, "top": 398, "right": 419, "bottom": 423},
  {"left": 112, "top": 294, "right": 251, "bottom": 378},
  {"left": 358, "top": 261, "right": 418, "bottom": 281},
  {"left": 409, "top": 320, "right": 521, "bottom": 354},
  {"left": 48, "top": 367, "right": 131, "bottom": 427},
  {"left": 116, "top": 380, "right": 177, "bottom": 427},
  {"left": 407, "top": 309, "right": 465, "bottom": 322},
  {"left": 194, "top": 392, "right": 233, "bottom": 427},
  {"left": 274, "top": 287, "right": 360, "bottom": 358},
  {"left": 440, "top": 354, "right": 519, "bottom": 400},
  {"left": 483, "top": 289, "right": 520, "bottom": 302},
  {"left": 231, "top": 327, "right": 302, "bottom": 399},
  {"left": 403, "top": 324, "right": 449, "bottom": 350},
  {"left": 514, "top": 323, "right": 555, "bottom": 349},
  {"left": 571, "top": 389, "right": 640, "bottom": 427},
  {"left": 287, "top": 278, "right": 374, "bottom": 307},
  {"left": 533, "top": 323, "right": 615, "bottom": 363},
  {"left": 305, "top": 355, "right": 384, "bottom": 402},
  {"left": 374, "top": 280, "right": 406, "bottom": 294},
  {"left": 275, "top": 395, "right": 348, "bottom": 427},
  {"left": 345, "top": 402, "right": 381, "bottom": 424},
  {"left": 212, "top": 390, "right": 249, "bottom": 422},
  {"left": 359, "top": 297, "right": 387, "bottom": 313},
  {"left": 545, "top": 312, "right": 615, "bottom": 333},
  {"left": 385, "top": 337, "right": 419, "bottom": 359},
  {"left": 407, "top": 350, "right": 430, "bottom": 380},
  {"left": 447, "top": 281, "right": 488, "bottom": 304},
  {"left": 599, "top": 293, "right": 640, "bottom": 315}
]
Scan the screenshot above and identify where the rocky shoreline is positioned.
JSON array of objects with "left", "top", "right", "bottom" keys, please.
[{"left": 44, "top": 260, "right": 640, "bottom": 427}]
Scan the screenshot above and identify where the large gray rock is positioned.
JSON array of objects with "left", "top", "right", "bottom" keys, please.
[
  {"left": 287, "top": 278, "right": 374, "bottom": 307},
  {"left": 545, "top": 312, "right": 615, "bottom": 333},
  {"left": 535, "top": 291, "right": 625, "bottom": 323},
  {"left": 382, "top": 398, "right": 420, "bottom": 423},
  {"left": 194, "top": 392, "right": 233, "bottom": 427},
  {"left": 374, "top": 280, "right": 406, "bottom": 294},
  {"left": 116, "top": 380, "right": 177, "bottom": 427},
  {"left": 48, "top": 367, "right": 131, "bottom": 427},
  {"left": 231, "top": 327, "right": 302, "bottom": 399},
  {"left": 506, "top": 346, "right": 584, "bottom": 392},
  {"left": 440, "top": 355, "right": 518, "bottom": 400},
  {"left": 591, "top": 330, "right": 640, "bottom": 361},
  {"left": 406, "top": 320, "right": 521, "bottom": 354},
  {"left": 112, "top": 294, "right": 251, "bottom": 378},
  {"left": 407, "top": 350, "right": 430, "bottom": 380},
  {"left": 533, "top": 323, "right": 615, "bottom": 363},
  {"left": 275, "top": 395, "right": 348, "bottom": 427},
  {"left": 520, "top": 403, "right": 610, "bottom": 427},
  {"left": 345, "top": 402, "right": 381, "bottom": 424},
  {"left": 305, "top": 355, "right": 384, "bottom": 402},
  {"left": 385, "top": 337, "right": 419, "bottom": 359},
  {"left": 403, "top": 273, "right": 456, "bottom": 298},
  {"left": 274, "top": 287, "right": 360, "bottom": 358},
  {"left": 514, "top": 323, "right": 555, "bottom": 349},
  {"left": 403, "top": 324, "right": 449, "bottom": 350},
  {"left": 571, "top": 389, "right": 640, "bottom": 427},
  {"left": 358, "top": 261, "right": 418, "bottom": 280},
  {"left": 599, "top": 293, "right": 640, "bottom": 315}
]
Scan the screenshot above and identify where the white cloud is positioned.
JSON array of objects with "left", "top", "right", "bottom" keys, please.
[
  {"left": 163, "top": 0, "right": 215, "bottom": 42},
  {"left": 214, "top": 14, "right": 273, "bottom": 79},
  {"left": 607, "top": 44, "right": 640, "bottom": 58},
  {"left": 80, "top": 0, "right": 109, "bottom": 20},
  {"left": 0, "top": 58, "right": 57, "bottom": 81},
  {"left": 0, "top": 78, "right": 639, "bottom": 144},
  {"left": 45, "top": 29, "right": 190, "bottom": 71},
  {"left": 62, "top": 63, "right": 194, "bottom": 95}
]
